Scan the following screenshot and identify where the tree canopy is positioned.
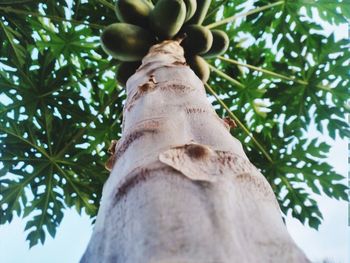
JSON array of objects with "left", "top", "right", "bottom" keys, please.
[{"left": 0, "top": 0, "right": 349, "bottom": 248}]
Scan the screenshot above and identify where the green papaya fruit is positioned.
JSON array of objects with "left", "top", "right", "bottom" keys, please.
[
  {"left": 181, "top": 25, "right": 213, "bottom": 55},
  {"left": 115, "top": 0, "right": 154, "bottom": 26},
  {"left": 101, "top": 23, "right": 155, "bottom": 61},
  {"left": 152, "top": 0, "right": 195, "bottom": 21},
  {"left": 116, "top": 61, "right": 142, "bottom": 87},
  {"left": 187, "top": 0, "right": 211, "bottom": 25},
  {"left": 187, "top": 55, "right": 210, "bottom": 83},
  {"left": 149, "top": 0, "right": 186, "bottom": 39},
  {"left": 203, "top": 30, "right": 229, "bottom": 58}
]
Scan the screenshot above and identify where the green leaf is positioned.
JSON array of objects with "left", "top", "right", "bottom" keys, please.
[{"left": 0, "top": 20, "right": 26, "bottom": 66}]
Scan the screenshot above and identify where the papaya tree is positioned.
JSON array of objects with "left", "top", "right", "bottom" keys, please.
[{"left": 0, "top": 0, "right": 348, "bottom": 262}]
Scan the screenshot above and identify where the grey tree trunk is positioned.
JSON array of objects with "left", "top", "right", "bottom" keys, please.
[{"left": 81, "top": 40, "right": 310, "bottom": 263}]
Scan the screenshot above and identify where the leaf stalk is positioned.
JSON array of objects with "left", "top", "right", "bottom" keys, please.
[
  {"left": 206, "top": 0, "right": 284, "bottom": 29},
  {"left": 205, "top": 83, "right": 273, "bottom": 163},
  {"left": 218, "top": 56, "right": 333, "bottom": 92},
  {"left": 208, "top": 64, "right": 245, "bottom": 88}
]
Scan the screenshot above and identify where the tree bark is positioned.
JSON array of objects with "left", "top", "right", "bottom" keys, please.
[{"left": 81, "top": 40, "right": 310, "bottom": 263}]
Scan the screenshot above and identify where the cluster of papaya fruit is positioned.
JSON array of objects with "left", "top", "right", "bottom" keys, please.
[{"left": 101, "top": 0, "right": 229, "bottom": 86}]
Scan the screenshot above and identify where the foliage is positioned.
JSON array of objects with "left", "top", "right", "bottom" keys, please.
[{"left": 0, "top": 0, "right": 349, "bottom": 247}]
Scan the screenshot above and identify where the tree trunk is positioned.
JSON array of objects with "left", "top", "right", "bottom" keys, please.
[{"left": 81, "top": 40, "right": 310, "bottom": 263}]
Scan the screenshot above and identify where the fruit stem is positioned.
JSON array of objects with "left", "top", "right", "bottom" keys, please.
[
  {"left": 206, "top": 1, "right": 284, "bottom": 29},
  {"left": 175, "top": 33, "right": 187, "bottom": 44}
]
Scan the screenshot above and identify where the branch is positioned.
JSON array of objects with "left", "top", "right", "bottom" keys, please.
[
  {"left": 206, "top": 1, "right": 284, "bottom": 29},
  {"left": 205, "top": 83, "right": 273, "bottom": 163},
  {"left": 218, "top": 56, "right": 333, "bottom": 92},
  {"left": 208, "top": 64, "right": 244, "bottom": 89},
  {"left": 0, "top": 6, "right": 105, "bottom": 30}
]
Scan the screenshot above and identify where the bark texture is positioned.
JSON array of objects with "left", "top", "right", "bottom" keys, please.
[{"left": 81, "top": 40, "right": 310, "bottom": 263}]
